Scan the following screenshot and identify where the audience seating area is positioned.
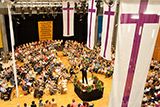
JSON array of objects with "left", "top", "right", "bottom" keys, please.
[
  {"left": 141, "top": 59, "right": 160, "bottom": 107},
  {"left": 16, "top": 98, "right": 94, "bottom": 107},
  {"left": 0, "top": 40, "right": 160, "bottom": 107}
]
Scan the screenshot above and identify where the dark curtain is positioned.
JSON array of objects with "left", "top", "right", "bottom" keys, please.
[{"left": 5, "top": 13, "right": 87, "bottom": 51}]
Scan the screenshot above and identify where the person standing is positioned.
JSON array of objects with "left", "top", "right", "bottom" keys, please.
[{"left": 80, "top": 66, "right": 88, "bottom": 84}]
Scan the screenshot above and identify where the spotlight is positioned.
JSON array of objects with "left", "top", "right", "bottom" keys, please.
[
  {"left": 47, "top": 7, "right": 50, "bottom": 17},
  {"left": 20, "top": 7, "right": 24, "bottom": 18},
  {"left": 79, "top": 13, "right": 83, "bottom": 21},
  {"left": 16, "top": 21, "right": 20, "bottom": 25},
  {"left": 41, "top": 6, "right": 44, "bottom": 11},
  {"left": 35, "top": 7, "right": 40, "bottom": 15},
  {"left": 28, "top": 7, "right": 32, "bottom": 17},
  {"left": 23, "top": 16, "right": 26, "bottom": 20},
  {"left": 52, "top": 7, "right": 57, "bottom": 19},
  {"left": 20, "top": 7, "right": 26, "bottom": 20},
  {"left": 11, "top": 5, "right": 16, "bottom": 12},
  {"left": 37, "top": 7, "right": 40, "bottom": 15},
  {"left": 41, "top": 6, "right": 46, "bottom": 12},
  {"left": 52, "top": 7, "right": 57, "bottom": 14},
  {"left": 57, "top": 7, "right": 62, "bottom": 12},
  {"left": 86, "top": 3, "right": 88, "bottom": 9},
  {"left": 43, "top": 14, "right": 45, "bottom": 19},
  {"left": 52, "top": 13, "right": 57, "bottom": 19},
  {"left": 76, "top": 8, "right": 80, "bottom": 14}
]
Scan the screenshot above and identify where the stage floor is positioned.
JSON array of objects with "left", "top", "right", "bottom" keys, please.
[{"left": 0, "top": 52, "right": 113, "bottom": 107}]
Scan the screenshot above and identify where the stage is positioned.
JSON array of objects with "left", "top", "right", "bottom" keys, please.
[
  {"left": 73, "top": 76, "right": 104, "bottom": 101},
  {"left": 74, "top": 85, "right": 104, "bottom": 101}
]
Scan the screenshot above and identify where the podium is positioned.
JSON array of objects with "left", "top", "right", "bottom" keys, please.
[{"left": 74, "top": 85, "right": 104, "bottom": 101}]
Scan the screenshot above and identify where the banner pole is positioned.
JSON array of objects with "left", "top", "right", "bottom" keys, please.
[{"left": 7, "top": 4, "right": 19, "bottom": 98}]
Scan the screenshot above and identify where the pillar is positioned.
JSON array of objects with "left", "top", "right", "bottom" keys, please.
[{"left": 0, "top": 14, "right": 9, "bottom": 52}]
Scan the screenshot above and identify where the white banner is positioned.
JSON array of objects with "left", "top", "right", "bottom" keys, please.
[
  {"left": 109, "top": 0, "right": 160, "bottom": 107},
  {"left": 100, "top": 1, "right": 117, "bottom": 60},
  {"left": 87, "top": 0, "right": 97, "bottom": 49},
  {"left": 62, "top": 1, "right": 74, "bottom": 37}
]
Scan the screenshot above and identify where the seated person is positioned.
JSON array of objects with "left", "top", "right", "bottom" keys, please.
[
  {"left": 0, "top": 82, "right": 8, "bottom": 99},
  {"left": 20, "top": 80, "right": 30, "bottom": 94},
  {"left": 80, "top": 101, "right": 88, "bottom": 107},
  {"left": 0, "top": 81, "right": 13, "bottom": 100},
  {"left": 48, "top": 82, "right": 57, "bottom": 95}
]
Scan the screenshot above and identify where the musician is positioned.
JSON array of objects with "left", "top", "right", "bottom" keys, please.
[
  {"left": 80, "top": 66, "right": 88, "bottom": 84},
  {"left": 34, "top": 85, "right": 44, "bottom": 98},
  {"left": 0, "top": 81, "right": 8, "bottom": 99},
  {"left": 48, "top": 81, "right": 57, "bottom": 95},
  {"left": 20, "top": 80, "right": 30, "bottom": 94}
]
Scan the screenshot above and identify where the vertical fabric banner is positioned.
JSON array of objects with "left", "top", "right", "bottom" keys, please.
[
  {"left": 62, "top": 1, "right": 74, "bottom": 37},
  {"left": 0, "top": 21, "right": 3, "bottom": 48},
  {"left": 109, "top": 0, "right": 160, "bottom": 107},
  {"left": 100, "top": 1, "right": 117, "bottom": 60},
  {"left": 97, "top": 15, "right": 103, "bottom": 40},
  {"left": 87, "top": 0, "right": 97, "bottom": 49},
  {"left": 38, "top": 21, "right": 53, "bottom": 41}
]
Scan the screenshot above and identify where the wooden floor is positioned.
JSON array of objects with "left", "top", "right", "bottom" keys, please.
[{"left": 0, "top": 52, "right": 112, "bottom": 107}]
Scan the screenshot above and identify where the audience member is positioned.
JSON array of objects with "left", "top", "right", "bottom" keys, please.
[
  {"left": 51, "top": 98, "right": 57, "bottom": 107},
  {"left": 44, "top": 100, "right": 50, "bottom": 107},
  {"left": 71, "top": 99, "right": 78, "bottom": 107},
  {"left": 39, "top": 100, "right": 44, "bottom": 107},
  {"left": 24, "top": 103, "right": 29, "bottom": 107},
  {"left": 142, "top": 58, "right": 160, "bottom": 106},
  {"left": 31, "top": 101, "right": 37, "bottom": 107}
]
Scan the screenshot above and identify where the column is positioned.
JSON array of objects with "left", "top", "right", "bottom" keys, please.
[{"left": 0, "top": 14, "right": 9, "bottom": 52}]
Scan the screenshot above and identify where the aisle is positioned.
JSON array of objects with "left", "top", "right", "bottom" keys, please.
[{"left": 0, "top": 51, "right": 112, "bottom": 107}]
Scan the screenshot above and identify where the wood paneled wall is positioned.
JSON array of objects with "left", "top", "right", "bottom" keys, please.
[{"left": 153, "top": 28, "right": 160, "bottom": 62}]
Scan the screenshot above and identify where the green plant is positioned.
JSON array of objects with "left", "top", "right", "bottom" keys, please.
[{"left": 73, "top": 75, "right": 104, "bottom": 93}]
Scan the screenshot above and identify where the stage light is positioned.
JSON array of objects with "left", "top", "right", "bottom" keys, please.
[
  {"left": 57, "top": 7, "right": 62, "bottom": 12},
  {"left": 52, "top": 13, "right": 57, "bottom": 19},
  {"left": 41, "top": 6, "right": 44, "bottom": 11},
  {"left": 37, "top": 7, "right": 40, "bottom": 15},
  {"left": 16, "top": 21, "right": 20, "bottom": 24},
  {"left": 11, "top": 5, "right": 16, "bottom": 12},
  {"left": 86, "top": 3, "right": 88, "bottom": 9},
  {"left": 75, "top": 3, "right": 80, "bottom": 14},
  {"left": 47, "top": 7, "right": 50, "bottom": 17},
  {"left": 23, "top": 16, "right": 26, "bottom": 20},
  {"left": 79, "top": 13, "right": 83, "bottom": 21},
  {"left": 20, "top": 7, "right": 25, "bottom": 18},
  {"left": 43, "top": 14, "right": 46, "bottom": 18},
  {"left": 35, "top": 7, "right": 40, "bottom": 15},
  {"left": 41, "top": 6, "right": 46, "bottom": 12},
  {"left": 52, "top": 7, "right": 57, "bottom": 19},
  {"left": 76, "top": 8, "right": 80, "bottom": 14},
  {"left": 28, "top": 7, "right": 32, "bottom": 17},
  {"left": 52, "top": 7, "right": 57, "bottom": 13}
]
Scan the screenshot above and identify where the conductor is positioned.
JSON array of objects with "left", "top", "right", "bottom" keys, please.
[{"left": 80, "top": 67, "right": 88, "bottom": 84}]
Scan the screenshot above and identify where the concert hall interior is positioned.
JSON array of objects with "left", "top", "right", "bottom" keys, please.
[{"left": 0, "top": 0, "right": 160, "bottom": 107}]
